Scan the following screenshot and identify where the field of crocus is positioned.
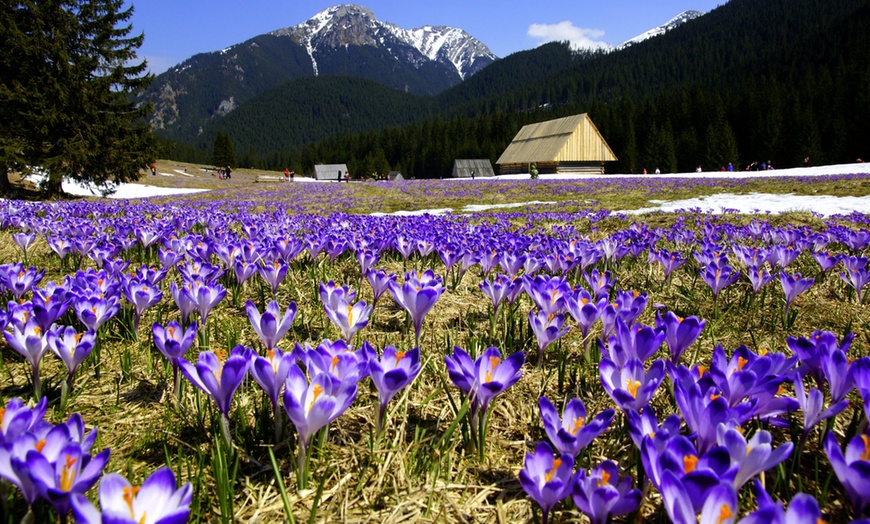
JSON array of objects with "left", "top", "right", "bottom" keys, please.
[{"left": 3, "top": 172, "right": 870, "bottom": 523}]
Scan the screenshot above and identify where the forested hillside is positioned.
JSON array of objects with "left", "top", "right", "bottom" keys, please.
[{"left": 162, "top": 0, "right": 870, "bottom": 178}]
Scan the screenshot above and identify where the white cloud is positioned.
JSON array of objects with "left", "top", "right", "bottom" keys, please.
[{"left": 527, "top": 21, "right": 611, "bottom": 51}]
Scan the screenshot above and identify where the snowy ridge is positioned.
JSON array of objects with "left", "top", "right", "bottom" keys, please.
[
  {"left": 619, "top": 10, "right": 706, "bottom": 49},
  {"left": 270, "top": 4, "right": 496, "bottom": 80}
]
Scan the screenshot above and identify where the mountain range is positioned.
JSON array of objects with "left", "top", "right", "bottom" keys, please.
[{"left": 140, "top": 4, "right": 703, "bottom": 144}]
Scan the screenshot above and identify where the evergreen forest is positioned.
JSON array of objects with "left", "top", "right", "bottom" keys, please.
[{"left": 159, "top": 0, "right": 870, "bottom": 178}]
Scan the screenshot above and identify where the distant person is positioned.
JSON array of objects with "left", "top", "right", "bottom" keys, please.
[
  {"left": 803, "top": 156, "right": 810, "bottom": 167},
  {"left": 338, "top": 170, "right": 342, "bottom": 182},
  {"left": 643, "top": 168, "right": 647, "bottom": 175},
  {"left": 284, "top": 168, "right": 290, "bottom": 182},
  {"left": 290, "top": 170, "right": 295, "bottom": 182},
  {"left": 471, "top": 169, "right": 475, "bottom": 180},
  {"left": 345, "top": 172, "right": 349, "bottom": 183},
  {"left": 727, "top": 162, "right": 734, "bottom": 172},
  {"left": 655, "top": 167, "right": 661, "bottom": 174},
  {"left": 720, "top": 166, "right": 726, "bottom": 172},
  {"left": 760, "top": 161, "right": 767, "bottom": 171},
  {"left": 767, "top": 161, "right": 775, "bottom": 170},
  {"left": 696, "top": 165, "right": 702, "bottom": 173},
  {"left": 150, "top": 163, "right": 156, "bottom": 176},
  {"left": 225, "top": 166, "right": 232, "bottom": 179}
]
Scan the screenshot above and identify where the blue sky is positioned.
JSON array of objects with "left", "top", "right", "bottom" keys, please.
[{"left": 125, "top": 0, "right": 725, "bottom": 74}]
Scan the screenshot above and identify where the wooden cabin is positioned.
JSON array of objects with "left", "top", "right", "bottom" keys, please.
[
  {"left": 496, "top": 114, "right": 617, "bottom": 175},
  {"left": 313, "top": 163, "right": 349, "bottom": 181},
  {"left": 450, "top": 159, "right": 495, "bottom": 178}
]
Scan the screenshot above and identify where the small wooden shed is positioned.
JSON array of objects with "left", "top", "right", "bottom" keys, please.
[
  {"left": 313, "top": 163, "right": 349, "bottom": 181},
  {"left": 496, "top": 114, "right": 617, "bottom": 175},
  {"left": 451, "top": 159, "right": 495, "bottom": 178}
]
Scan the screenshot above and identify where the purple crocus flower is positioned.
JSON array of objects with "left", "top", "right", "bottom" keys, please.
[
  {"left": 251, "top": 347, "right": 296, "bottom": 441},
  {"left": 599, "top": 357, "right": 665, "bottom": 413},
  {"left": 538, "top": 396, "right": 614, "bottom": 457},
  {"left": 572, "top": 460, "right": 641, "bottom": 524},
  {"left": 258, "top": 260, "right": 288, "bottom": 295},
  {"left": 444, "top": 345, "right": 524, "bottom": 416},
  {"left": 604, "top": 317, "right": 665, "bottom": 365},
  {"left": 6, "top": 265, "right": 46, "bottom": 300},
  {"left": 366, "top": 269, "right": 395, "bottom": 308},
  {"left": 324, "top": 297, "right": 372, "bottom": 342},
  {"left": 364, "top": 342, "right": 422, "bottom": 433},
  {"left": 529, "top": 310, "right": 570, "bottom": 366},
  {"left": 388, "top": 271, "right": 444, "bottom": 345},
  {"left": 518, "top": 441, "right": 574, "bottom": 524},
  {"left": 824, "top": 431, "right": 870, "bottom": 515},
  {"left": 4, "top": 317, "right": 50, "bottom": 398},
  {"left": 479, "top": 274, "right": 514, "bottom": 316},
  {"left": 319, "top": 281, "right": 356, "bottom": 311},
  {"left": 584, "top": 269, "right": 615, "bottom": 299},
  {"left": 0, "top": 397, "right": 49, "bottom": 444},
  {"left": 565, "top": 290, "right": 606, "bottom": 357},
  {"left": 47, "top": 326, "right": 96, "bottom": 385},
  {"left": 179, "top": 345, "right": 251, "bottom": 447},
  {"left": 191, "top": 282, "right": 226, "bottom": 326},
  {"left": 787, "top": 330, "right": 855, "bottom": 388},
  {"left": 739, "top": 480, "right": 828, "bottom": 524},
  {"left": 661, "top": 472, "right": 737, "bottom": 524},
  {"left": 655, "top": 311, "right": 706, "bottom": 363},
  {"left": 27, "top": 442, "right": 111, "bottom": 521},
  {"left": 122, "top": 278, "right": 163, "bottom": 332},
  {"left": 627, "top": 404, "right": 681, "bottom": 451},
  {"left": 152, "top": 320, "right": 197, "bottom": 394},
  {"left": 813, "top": 250, "right": 841, "bottom": 273},
  {"left": 716, "top": 424, "right": 792, "bottom": 489},
  {"left": 747, "top": 266, "right": 775, "bottom": 294},
  {"left": 245, "top": 299, "right": 297, "bottom": 350},
  {"left": 283, "top": 365, "right": 358, "bottom": 451},
  {"left": 701, "top": 262, "right": 740, "bottom": 300},
  {"left": 840, "top": 266, "right": 870, "bottom": 303},
  {"left": 70, "top": 466, "right": 193, "bottom": 524},
  {"left": 523, "top": 274, "right": 572, "bottom": 315},
  {"left": 31, "top": 290, "right": 70, "bottom": 333},
  {"left": 779, "top": 271, "right": 814, "bottom": 313},
  {"left": 233, "top": 259, "right": 258, "bottom": 286},
  {"left": 793, "top": 377, "right": 848, "bottom": 440},
  {"left": 169, "top": 282, "right": 197, "bottom": 325},
  {"left": 72, "top": 294, "right": 121, "bottom": 331}
]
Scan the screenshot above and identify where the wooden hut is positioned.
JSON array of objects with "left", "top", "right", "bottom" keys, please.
[
  {"left": 313, "top": 163, "right": 349, "bottom": 181},
  {"left": 496, "top": 114, "right": 617, "bottom": 175},
  {"left": 451, "top": 159, "right": 495, "bottom": 178}
]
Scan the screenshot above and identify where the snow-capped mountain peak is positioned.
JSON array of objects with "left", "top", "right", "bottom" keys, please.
[
  {"left": 619, "top": 10, "right": 706, "bottom": 49},
  {"left": 271, "top": 4, "right": 496, "bottom": 80}
]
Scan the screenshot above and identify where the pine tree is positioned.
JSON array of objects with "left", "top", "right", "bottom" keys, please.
[
  {"left": 212, "top": 132, "right": 237, "bottom": 168},
  {"left": 0, "top": 0, "right": 157, "bottom": 196}
]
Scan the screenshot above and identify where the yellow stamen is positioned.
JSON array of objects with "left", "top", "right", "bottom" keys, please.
[
  {"left": 485, "top": 356, "right": 501, "bottom": 383},
  {"left": 626, "top": 379, "right": 641, "bottom": 398},
  {"left": 569, "top": 417, "right": 585, "bottom": 435},
  {"left": 717, "top": 504, "right": 734, "bottom": 524},
  {"left": 34, "top": 439, "right": 46, "bottom": 453},
  {"left": 268, "top": 349, "right": 278, "bottom": 375},
  {"left": 545, "top": 458, "right": 563, "bottom": 483},
  {"left": 746, "top": 446, "right": 753, "bottom": 455},
  {"left": 346, "top": 305, "right": 353, "bottom": 326},
  {"left": 683, "top": 454, "right": 698, "bottom": 473},
  {"left": 59, "top": 455, "right": 77, "bottom": 491},
  {"left": 861, "top": 435, "right": 870, "bottom": 461},
  {"left": 697, "top": 365, "right": 707, "bottom": 378},
  {"left": 395, "top": 351, "right": 406, "bottom": 364},
  {"left": 123, "top": 485, "right": 141, "bottom": 519},
  {"left": 737, "top": 356, "right": 749, "bottom": 370},
  {"left": 710, "top": 393, "right": 722, "bottom": 401},
  {"left": 597, "top": 470, "right": 612, "bottom": 488},
  {"left": 331, "top": 356, "right": 340, "bottom": 371},
  {"left": 307, "top": 384, "right": 324, "bottom": 414},
  {"left": 580, "top": 297, "right": 589, "bottom": 305}
]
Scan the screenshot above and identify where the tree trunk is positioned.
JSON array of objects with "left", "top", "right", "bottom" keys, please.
[
  {"left": 0, "top": 164, "right": 11, "bottom": 196},
  {"left": 44, "top": 169, "right": 63, "bottom": 197}
]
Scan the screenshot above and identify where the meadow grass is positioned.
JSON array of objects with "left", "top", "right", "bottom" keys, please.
[{"left": 2, "top": 170, "right": 870, "bottom": 522}]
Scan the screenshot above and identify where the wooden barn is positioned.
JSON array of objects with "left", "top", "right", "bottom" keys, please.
[
  {"left": 496, "top": 114, "right": 617, "bottom": 175},
  {"left": 313, "top": 163, "right": 349, "bottom": 181},
  {"left": 450, "top": 159, "right": 495, "bottom": 178}
]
